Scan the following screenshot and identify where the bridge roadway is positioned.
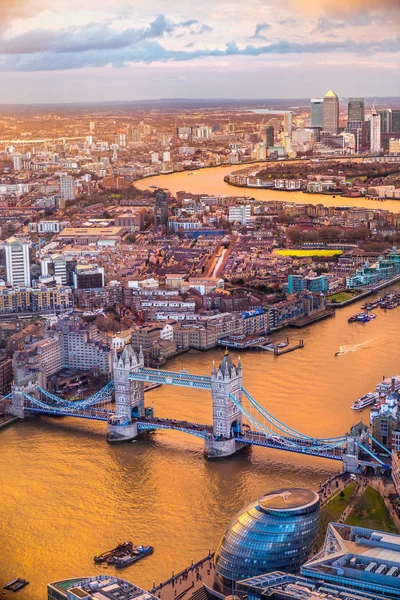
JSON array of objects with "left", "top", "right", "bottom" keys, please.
[{"left": 235, "top": 430, "right": 344, "bottom": 460}]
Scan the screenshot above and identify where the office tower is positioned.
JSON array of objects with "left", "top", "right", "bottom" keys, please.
[
  {"left": 4, "top": 236, "right": 31, "bottom": 287},
  {"left": 323, "top": 90, "right": 339, "bottom": 134},
  {"left": 284, "top": 112, "right": 292, "bottom": 137},
  {"left": 155, "top": 190, "right": 169, "bottom": 228},
  {"left": 348, "top": 98, "right": 365, "bottom": 123},
  {"left": 392, "top": 110, "right": 400, "bottom": 133},
  {"left": 59, "top": 173, "right": 75, "bottom": 201},
  {"left": 377, "top": 109, "right": 392, "bottom": 133},
  {"left": 370, "top": 109, "right": 381, "bottom": 154},
  {"left": 266, "top": 125, "right": 274, "bottom": 147},
  {"left": 311, "top": 99, "right": 323, "bottom": 128},
  {"left": 89, "top": 121, "right": 95, "bottom": 131},
  {"left": 345, "top": 121, "right": 363, "bottom": 153}
]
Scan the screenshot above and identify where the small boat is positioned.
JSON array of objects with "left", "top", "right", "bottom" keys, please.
[
  {"left": 3, "top": 579, "right": 29, "bottom": 592},
  {"left": 114, "top": 545, "right": 154, "bottom": 569}
]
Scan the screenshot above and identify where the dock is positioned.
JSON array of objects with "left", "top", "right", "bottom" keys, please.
[
  {"left": 289, "top": 309, "right": 335, "bottom": 327},
  {"left": 274, "top": 339, "right": 304, "bottom": 356}
]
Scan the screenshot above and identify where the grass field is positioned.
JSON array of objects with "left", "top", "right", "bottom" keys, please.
[
  {"left": 275, "top": 249, "right": 343, "bottom": 257},
  {"left": 314, "top": 482, "right": 357, "bottom": 549},
  {"left": 345, "top": 486, "right": 397, "bottom": 533},
  {"left": 327, "top": 291, "right": 357, "bottom": 303}
]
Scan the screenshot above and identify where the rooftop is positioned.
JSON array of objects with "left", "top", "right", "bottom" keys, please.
[{"left": 259, "top": 488, "right": 318, "bottom": 511}]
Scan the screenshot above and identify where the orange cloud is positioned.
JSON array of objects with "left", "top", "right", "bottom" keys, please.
[{"left": 290, "top": 0, "right": 399, "bottom": 19}]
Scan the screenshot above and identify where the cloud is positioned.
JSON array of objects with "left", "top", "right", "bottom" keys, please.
[
  {"left": 290, "top": 0, "right": 400, "bottom": 21},
  {"left": 0, "top": 34, "right": 399, "bottom": 72},
  {"left": 249, "top": 23, "right": 269, "bottom": 41},
  {"left": 0, "top": 14, "right": 212, "bottom": 55},
  {"left": 313, "top": 14, "right": 374, "bottom": 33}
]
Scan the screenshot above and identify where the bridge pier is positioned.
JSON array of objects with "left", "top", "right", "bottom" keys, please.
[
  {"left": 204, "top": 351, "right": 249, "bottom": 459},
  {"left": 204, "top": 437, "right": 249, "bottom": 459},
  {"left": 8, "top": 382, "right": 39, "bottom": 419}
]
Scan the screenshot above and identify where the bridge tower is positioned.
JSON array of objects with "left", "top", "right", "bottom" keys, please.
[
  {"left": 106, "top": 344, "right": 145, "bottom": 443},
  {"left": 204, "top": 350, "right": 249, "bottom": 459}
]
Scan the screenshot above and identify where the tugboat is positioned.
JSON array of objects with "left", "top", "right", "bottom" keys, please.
[
  {"left": 114, "top": 545, "right": 154, "bottom": 569},
  {"left": 94, "top": 541, "right": 133, "bottom": 564}
]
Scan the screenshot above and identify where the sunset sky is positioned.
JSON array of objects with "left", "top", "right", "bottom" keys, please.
[{"left": 0, "top": 0, "right": 399, "bottom": 103}]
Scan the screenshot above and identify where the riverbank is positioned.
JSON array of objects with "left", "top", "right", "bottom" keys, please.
[
  {"left": 134, "top": 163, "right": 400, "bottom": 213},
  {"left": 327, "top": 274, "right": 400, "bottom": 308}
]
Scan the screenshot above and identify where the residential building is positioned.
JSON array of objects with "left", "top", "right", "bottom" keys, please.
[
  {"left": 0, "top": 355, "right": 13, "bottom": 395},
  {"left": 4, "top": 236, "right": 31, "bottom": 287},
  {"left": 284, "top": 112, "right": 292, "bottom": 137},
  {"left": 155, "top": 190, "right": 169, "bottom": 228},
  {"left": 59, "top": 173, "right": 75, "bottom": 201},
  {"left": 370, "top": 109, "right": 381, "bottom": 154},
  {"left": 392, "top": 110, "right": 400, "bottom": 133},
  {"left": 228, "top": 205, "right": 251, "bottom": 225},
  {"left": 389, "top": 139, "right": 400, "bottom": 156},
  {"left": 41, "top": 254, "right": 68, "bottom": 285},
  {"left": 323, "top": 90, "right": 339, "bottom": 134},
  {"left": 55, "top": 318, "right": 111, "bottom": 375}
]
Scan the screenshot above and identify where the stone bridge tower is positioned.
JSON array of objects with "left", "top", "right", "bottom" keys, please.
[
  {"left": 106, "top": 344, "right": 145, "bottom": 443},
  {"left": 204, "top": 350, "right": 248, "bottom": 459}
]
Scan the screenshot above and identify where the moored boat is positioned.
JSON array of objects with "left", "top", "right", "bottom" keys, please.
[
  {"left": 114, "top": 545, "right": 154, "bottom": 568},
  {"left": 94, "top": 541, "right": 133, "bottom": 563},
  {"left": 351, "top": 392, "right": 378, "bottom": 410}
]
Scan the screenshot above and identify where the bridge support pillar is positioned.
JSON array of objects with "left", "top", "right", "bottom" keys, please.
[
  {"left": 342, "top": 435, "right": 359, "bottom": 473},
  {"left": 8, "top": 382, "right": 38, "bottom": 419},
  {"left": 205, "top": 350, "right": 249, "bottom": 459},
  {"left": 204, "top": 437, "right": 249, "bottom": 459},
  {"left": 107, "top": 344, "right": 145, "bottom": 444}
]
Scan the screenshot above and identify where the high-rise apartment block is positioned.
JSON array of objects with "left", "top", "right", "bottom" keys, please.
[
  {"left": 59, "top": 173, "right": 75, "bottom": 201},
  {"left": 4, "top": 237, "right": 31, "bottom": 287},
  {"left": 155, "top": 190, "right": 169, "bottom": 229},
  {"left": 370, "top": 109, "right": 381, "bottom": 154},
  {"left": 323, "top": 90, "right": 339, "bottom": 134},
  {"left": 310, "top": 99, "right": 323, "bottom": 128}
]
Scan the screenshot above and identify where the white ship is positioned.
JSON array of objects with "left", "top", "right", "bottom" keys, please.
[{"left": 351, "top": 392, "right": 379, "bottom": 411}]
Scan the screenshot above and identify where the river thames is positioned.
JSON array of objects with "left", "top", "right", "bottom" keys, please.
[
  {"left": 135, "top": 163, "right": 400, "bottom": 213},
  {"left": 1, "top": 285, "right": 400, "bottom": 599}
]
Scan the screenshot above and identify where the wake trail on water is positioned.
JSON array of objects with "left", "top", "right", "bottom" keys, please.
[{"left": 336, "top": 338, "right": 377, "bottom": 355}]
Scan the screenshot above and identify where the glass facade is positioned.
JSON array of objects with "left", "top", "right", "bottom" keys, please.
[{"left": 214, "top": 488, "right": 320, "bottom": 586}]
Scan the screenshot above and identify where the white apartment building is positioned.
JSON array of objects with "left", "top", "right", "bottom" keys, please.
[
  {"left": 4, "top": 237, "right": 31, "bottom": 287},
  {"left": 59, "top": 173, "right": 75, "bottom": 201},
  {"left": 228, "top": 205, "right": 251, "bottom": 225},
  {"left": 370, "top": 110, "right": 381, "bottom": 154},
  {"left": 41, "top": 254, "right": 68, "bottom": 285},
  {"left": 38, "top": 221, "right": 69, "bottom": 234}
]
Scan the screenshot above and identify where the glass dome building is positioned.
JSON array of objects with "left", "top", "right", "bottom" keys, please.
[{"left": 214, "top": 488, "right": 320, "bottom": 586}]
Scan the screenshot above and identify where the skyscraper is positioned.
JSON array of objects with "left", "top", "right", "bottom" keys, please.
[
  {"left": 310, "top": 99, "right": 323, "bottom": 128},
  {"left": 155, "top": 190, "right": 169, "bottom": 229},
  {"left": 370, "top": 109, "right": 381, "bottom": 154},
  {"left": 4, "top": 236, "right": 31, "bottom": 287},
  {"left": 323, "top": 90, "right": 339, "bottom": 134},
  {"left": 284, "top": 112, "right": 292, "bottom": 137},
  {"left": 348, "top": 98, "right": 365, "bottom": 123},
  {"left": 392, "top": 110, "right": 400, "bottom": 133},
  {"left": 266, "top": 125, "right": 274, "bottom": 147},
  {"left": 377, "top": 109, "right": 392, "bottom": 133}
]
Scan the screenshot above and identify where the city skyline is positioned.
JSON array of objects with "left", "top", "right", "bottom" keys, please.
[{"left": 0, "top": 0, "right": 399, "bottom": 103}]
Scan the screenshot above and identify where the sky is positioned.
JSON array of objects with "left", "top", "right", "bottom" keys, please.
[{"left": 0, "top": 0, "right": 399, "bottom": 103}]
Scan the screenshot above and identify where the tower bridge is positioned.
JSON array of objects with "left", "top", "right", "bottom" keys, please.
[{"left": 6, "top": 346, "right": 391, "bottom": 473}]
